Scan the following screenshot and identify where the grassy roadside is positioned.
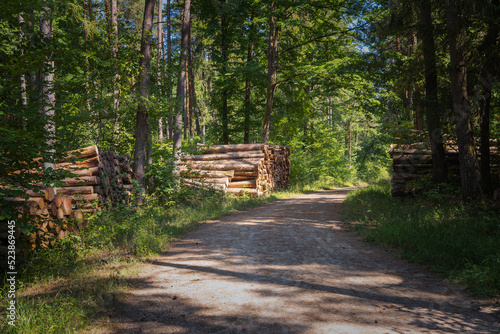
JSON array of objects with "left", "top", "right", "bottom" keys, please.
[
  {"left": 0, "top": 179, "right": 349, "bottom": 333},
  {"left": 342, "top": 179, "right": 500, "bottom": 299}
]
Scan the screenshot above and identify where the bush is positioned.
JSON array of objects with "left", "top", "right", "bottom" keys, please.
[{"left": 343, "top": 180, "right": 500, "bottom": 297}]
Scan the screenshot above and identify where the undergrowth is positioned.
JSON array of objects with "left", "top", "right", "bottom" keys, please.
[{"left": 342, "top": 179, "right": 500, "bottom": 298}]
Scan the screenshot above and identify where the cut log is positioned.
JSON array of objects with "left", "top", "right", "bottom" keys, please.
[
  {"left": 60, "top": 176, "right": 99, "bottom": 186},
  {"left": 184, "top": 164, "right": 258, "bottom": 171},
  {"left": 180, "top": 159, "right": 262, "bottom": 166},
  {"left": 233, "top": 171, "right": 258, "bottom": 177},
  {"left": 198, "top": 144, "right": 264, "bottom": 154},
  {"left": 63, "top": 145, "right": 99, "bottom": 161},
  {"left": 69, "top": 193, "right": 99, "bottom": 202},
  {"left": 62, "top": 166, "right": 100, "bottom": 176},
  {"left": 183, "top": 152, "right": 264, "bottom": 161},
  {"left": 181, "top": 178, "right": 226, "bottom": 190},
  {"left": 183, "top": 177, "right": 230, "bottom": 186},
  {"left": 227, "top": 180, "right": 257, "bottom": 188},
  {"left": 56, "top": 186, "right": 94, "bottom": 195},
  {"left": 56, "top": 207, "right": 65, "bottom": 219},
  {"left": 60, "top": 196, "right": 72, "bottom": 216},
  {"left": 179, "top": 169, "right": 234, "bottom": 178}
]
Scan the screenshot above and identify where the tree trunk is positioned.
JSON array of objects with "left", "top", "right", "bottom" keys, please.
[
  {"left": 19, "top": 13, "right": 27, "bottom": 108},
  {"left": 479, "top": 73, "right": 492, "bottom": 193},
  {"left": 133, "top": 0, "right": 156, "bottom": 196},
  {"left": 244, "top": 14, "right": 254, "bottom": 144},
  {"left": 418, "top": 0, "right": 447, "bottom": 183},
  {"left": 447, "top": 1, "right": 482, "bottom": 200},
  {"left": 167, "top": 0, "right": 173, "bottom": 140},
  {"left": 345, "top": 119, "right": 351, "bottom": 168},
  {"left": 477, "top": 0, "right": 499, "bottom": 194},
  {"left": 40, "top": 6, "right": 56, "bottom": 171},
  {"left": 111, "top": 0, "right": 119, "bottom": 112},
  {"left": 221, "top": 6, "right": 229, "bottom": 144},
  {"left": 158, "top": 0, "right": 164, "bottom": 142},
  {"left": 188, "top": 23, "right": 201, "bottom": 136},
  {"left": 262, "top": 0, "right": 279, "bottom": 144},
  {"left": 173, "top": 0, "right": 190, "bottom": 170}
]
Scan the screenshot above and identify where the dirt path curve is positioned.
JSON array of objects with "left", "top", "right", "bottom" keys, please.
[{"left": 106, "top": 187, "right": 498, "bottom": 333}]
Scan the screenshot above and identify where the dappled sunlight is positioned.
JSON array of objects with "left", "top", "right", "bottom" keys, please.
[{"left": 106, "top": 188, "right": 498, "bottom": 333}]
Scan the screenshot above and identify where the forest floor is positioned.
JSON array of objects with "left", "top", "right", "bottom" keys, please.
[{"left": 95, "top": 187, "right": 499, "bottom": 333}]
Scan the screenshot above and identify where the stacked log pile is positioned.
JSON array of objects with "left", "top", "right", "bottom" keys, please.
[
  {"left": 55, "top": 145, "right": 134, "bottom": 212},
  {"left": 3, "top": 145, "right": 135, "bottom": 245},
  {"left": 181, "top": 144, "right": 290, "bottom": 196},
  {"left": 98, "top": 151, "right": 134, "bottom": 206},
  {"left": 5, "top": 187, "right": 77, "bottom": 243},
  {"left": 390, "top": 141, "right": 500, "bottom": 196}
]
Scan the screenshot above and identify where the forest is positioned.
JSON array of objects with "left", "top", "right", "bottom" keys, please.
[{"left": 0, "top": 0, "right": 499, "bottom": 331}]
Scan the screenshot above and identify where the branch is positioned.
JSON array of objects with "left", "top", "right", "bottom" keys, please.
[{"left": 279, "top": 21, "right": 370, "bottom": 55}]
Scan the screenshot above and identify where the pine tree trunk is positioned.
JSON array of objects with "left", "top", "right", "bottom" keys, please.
[
  {"left": 477, "top": 0, "right": 499, "bottom": 194},
  {"left": 167, "top": 0, "right": 173, "bottom": 140},
  {"left": 244, "top": 14, "right": 254, "bottom": 144},
  {"left": 133, "top": 0, "right": 156, "bottom": 196},
  {"left": 221, "top": 7, "right": 229, "bottom": 144},
  {"left": 447, "top": 1, "right": 482, "bottom": 200},
  {"left": 262, "top": 1, "right": 279, "bottom": 144},
  {"left": 158, "top": 0, "right": 164, "bottom": 142},
  {"left": 188, "top": 24, "right": 201, "bottom": 136},
  {"left": 173, "top": 0, "right": 190, "bottom": 170},
  {"left": 418, "top": 0, "right": 447, "bottom": 183}
]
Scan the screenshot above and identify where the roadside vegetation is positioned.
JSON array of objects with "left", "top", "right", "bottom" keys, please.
[
  {"left": 343, "top": 180, "right": 500, "bottom": 299},
  {"left": 0, "top": 163, "right": 357, "bottom": 334}
]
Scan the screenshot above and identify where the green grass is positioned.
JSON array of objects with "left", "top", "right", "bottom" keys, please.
[
  {"left": 342, "top": 179, "right": 500, "bottom": 298},
  {"left": 1, "top": 180, "right": 345, "bottom": 333}
]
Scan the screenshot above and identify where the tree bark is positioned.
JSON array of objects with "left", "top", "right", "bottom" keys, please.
[
  {"left": 447, "top": 0, "right": 482, "bottom": 200},
  {"left": 418, "top": 0, "right": 447, "bottom": 183},
  {"left": 188, "top": 24, "right": 201, "bottom": 137},
  {"left": 477, "top": 0, "right": 499, "bottom": 194},
  {"left": 262, "top": 1, "right": 280, "bottom": 144},
  {"left": 158, "top": 0, "right": 164, "bottom": 142},
  {"left": 221, "top": 4, "right": 229, "bottom": 144},
  {"left": 173, "top": 0, "right": 190, "bottom": 170},
  {"left": 133, "top": 0, "right": 156, "bottom": 195},
  {"left": 40, "top": 5, "right": 56, "bottom": 171},
  {"left": 19, "top": 13, "right": 27, "bottom": 108},
  {"left": 244, "top": 14, "right": 254, "bottom": 144},
  {"left": 109, "top": 0, "right": 120, "bottom": 144},
  {"left": 167, "top": 0, "right": 173, "bottom": 140}
]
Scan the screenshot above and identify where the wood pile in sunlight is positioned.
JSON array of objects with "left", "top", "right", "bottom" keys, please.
[
  {"left": 181, "top": 144, "right": 290, "bottom": 196},
  {"left": 3, "top": 145, "right": 135, "bottom": 246},
  {"left": 390, "top": 141, "right": 500, "bottom": 196}
]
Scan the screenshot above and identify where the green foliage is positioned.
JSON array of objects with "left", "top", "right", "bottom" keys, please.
[
  {"left": 343, "top": 181, "right": 500, "bottom": 297},
  {"left": 144, "top": 144, "right": 177, "bottom": 205},
  {"left": 288, "top": 120, "right": 353, "bottom": 185}
]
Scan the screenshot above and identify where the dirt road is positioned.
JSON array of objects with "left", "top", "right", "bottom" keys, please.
[{"left": 106, "top": 187, "right": 499, "bottom": 333}]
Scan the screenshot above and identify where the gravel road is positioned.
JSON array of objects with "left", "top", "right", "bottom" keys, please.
[{"left": 105, "top": 187, "right": 499, "bottom": 333}]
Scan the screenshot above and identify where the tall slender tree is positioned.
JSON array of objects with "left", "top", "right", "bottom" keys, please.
[
  {"left": 188, "top": 25, "right": 201, "bottom": 136},
  {"left": 262, "top": 0, "right": 279, "bottom": 143},
  {"left": 133, "top": 0, "right": 156, "bottom": 196},
  {"left": 447, "top": 0, "right": 482, "bottom": 200},
  {"left": 477, "top": 0, "right": 499, "bottom": 193},
  {"left": 158, "top": 0, "right": 164, "bottom": 142},
  {"left": 220, "top": 0, "right": 229, "bottom": 144},
  {"left": 243, "top": 13, "right": 254, "bottom": 144},
  {"left": 417, "top": 0, "right": 447, "bottom": 183},
  {"left": 173, "top": 0, "right": 191, "bottom": 169},
  {"left": 40, "top": 4, "right": 56, "bottom": 171}
]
